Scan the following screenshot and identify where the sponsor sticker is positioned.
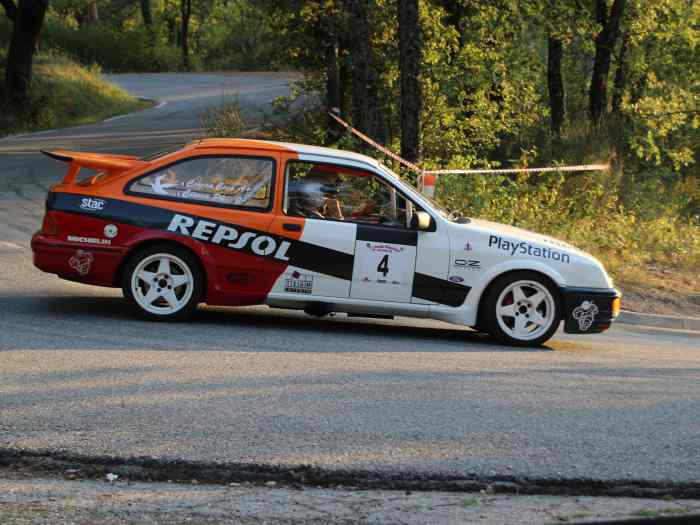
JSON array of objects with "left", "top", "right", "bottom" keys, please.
[
  {"left": 167, "top": 213, "right": 291, "bottom": 261},
  {"left": 151, "top": 173, "right": 178, "bottom": 195},
  {"left": 572, "top": 300, "right": 599, "bottom": 331},
  {"left": 365, "top": 242, "right": 404, "bottom": 253},
  {"left": 104, "top": 224, "right": 118, "bottom": 239},
  {"left": 488, "top": 235, "right": 571, "bottom": 264},
  {"left": 79, "top": 197, "right": 105, "bottom": 211},
  {"left": 454, "top": 259, "right": 480, "bottom": 269},
  {"left": 284, "top": 271, "right": 313, "bottom": 294},
  {"left": 67, "top": 235, "right": 111, "bottom": 246},
  {"left": 69, "top": 250, "right": 94, "bottom": 276},
  {"left": 448, "top": 275, "right": 465, "bottom": 283}
]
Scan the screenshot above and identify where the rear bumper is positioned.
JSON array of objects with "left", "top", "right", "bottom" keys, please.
[
  {"left": 31, "top": 232, "right": 127, "bottom": 287},
  {"left": 561, "top": 286, "right": 621, "bottom": 334}
]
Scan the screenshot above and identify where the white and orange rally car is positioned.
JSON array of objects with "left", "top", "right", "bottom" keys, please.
[{"left": 32, "top": 139, "right": 620, "bottom": 346}]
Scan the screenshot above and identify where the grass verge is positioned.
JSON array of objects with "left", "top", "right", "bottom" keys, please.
[{"left": 0, "top": 51, "right": 152, "bottom": 137}]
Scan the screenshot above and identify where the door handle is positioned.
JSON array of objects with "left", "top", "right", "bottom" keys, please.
[{"left": 283, "top": 223, "right": 301, "bottom": 232}]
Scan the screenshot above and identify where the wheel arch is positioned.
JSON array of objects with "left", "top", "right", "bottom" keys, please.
[
  {"left": 114, "top": 238, "right": 209, "bottom": 301},
  {"left": 474, "top": 263, "right": 565, "bottom": 328}
]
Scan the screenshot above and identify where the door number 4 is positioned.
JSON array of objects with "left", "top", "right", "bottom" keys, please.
[{"left": 377, "top": 254, "right": 390, "bottom": 277}]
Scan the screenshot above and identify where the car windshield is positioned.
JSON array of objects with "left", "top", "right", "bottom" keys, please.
[{"left": 377, "top": 163, "right": 468, "bottom": 223}]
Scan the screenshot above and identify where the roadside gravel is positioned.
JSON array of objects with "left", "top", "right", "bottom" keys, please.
[{"left": 2, "top": 475, "right": 700, "bottom": 524}]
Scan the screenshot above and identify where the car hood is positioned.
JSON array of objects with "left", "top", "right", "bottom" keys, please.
[
  {"left": 464, "top": 218, "right": 581, "bottom": 253},
  {"left": 449, "top": 218, "right": 613, "bottom": 289}
]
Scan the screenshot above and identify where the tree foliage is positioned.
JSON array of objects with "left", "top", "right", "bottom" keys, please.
[{"left": 2, "top": 0, "right": 698, "bottom": 223}]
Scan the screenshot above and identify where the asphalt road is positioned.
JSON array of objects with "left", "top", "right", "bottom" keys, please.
[{"left": 0, "top": 73, "right": 698, "bottom": 485}]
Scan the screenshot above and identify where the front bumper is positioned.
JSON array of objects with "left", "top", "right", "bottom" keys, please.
[{"left": 561, "top": 286, "right": 621, "bottom": 334}]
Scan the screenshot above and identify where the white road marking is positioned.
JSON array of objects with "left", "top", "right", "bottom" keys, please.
[{"left": 0, "top": 241, "right": 25, "bottom": 251}]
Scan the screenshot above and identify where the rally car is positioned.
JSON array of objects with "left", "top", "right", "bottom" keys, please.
[{"left": 31, "top": 139, "right": 621, "bottom": 346}]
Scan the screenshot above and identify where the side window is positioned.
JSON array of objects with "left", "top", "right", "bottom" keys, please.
[
  {"left": 128, "top": 156, "right": 274, "bottom": 210},
  {"left": 285, "top": 161, "right": 414, "bottom": 228}
]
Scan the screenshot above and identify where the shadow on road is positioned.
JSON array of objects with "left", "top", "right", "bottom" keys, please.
[{"left": 0, "top": 295, "right": 556, "bottom": 353}]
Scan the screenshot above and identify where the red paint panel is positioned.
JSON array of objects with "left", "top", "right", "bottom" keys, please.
[{"left": 33, "top": 141, "right": 305, "bottom": 308}]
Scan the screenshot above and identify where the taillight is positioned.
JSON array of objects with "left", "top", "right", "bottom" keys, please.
[{"left": 42, "top": 213, "right": 59, "bottom": 236}]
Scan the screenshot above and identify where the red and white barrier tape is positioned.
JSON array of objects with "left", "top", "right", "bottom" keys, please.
[
  {"left": 328, "top": 110, "right": 609, "bottom": 196},
  {"left": 424, "top": 165, "right": 609, "bottom": 175},
  {"left": 328, "top": 111, "right": 424, "bottom": 174}
]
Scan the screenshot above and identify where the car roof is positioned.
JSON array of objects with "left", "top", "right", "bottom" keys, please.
[{"left": 185, "top": 138, "right": 382, "bottom": 169}]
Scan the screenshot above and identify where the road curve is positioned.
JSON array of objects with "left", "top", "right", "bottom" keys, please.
[{"left": 0, "top": 73, "right": 698, "bottom": 485}]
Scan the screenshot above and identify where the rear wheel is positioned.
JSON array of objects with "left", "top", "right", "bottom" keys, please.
[
  {"left": 484, "top": 271, "right": 561, "bottom": 347},
  {"left": 122, "top": 244, "right": 203, "bottom": 321}
]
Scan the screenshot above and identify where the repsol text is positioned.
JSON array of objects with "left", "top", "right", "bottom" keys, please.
[{"left": 167, "top": 213, "right": 291, "bottom": 261}]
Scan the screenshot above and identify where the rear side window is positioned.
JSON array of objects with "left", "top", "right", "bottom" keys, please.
[{"left": 127, "top": 156, "right": 275, "bottom": 210}]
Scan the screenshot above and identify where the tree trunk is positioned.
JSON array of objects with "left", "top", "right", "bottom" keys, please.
[
  {"left": 612, "top": 32, "right": 629, "bottom": 114},
  {"left": 322, "top": 22, "right": 340, "bottom": 111},
  {"left": 168, "top": 16, "right": 178, "bottom": 46},
  {"left": 4, "top": 0, "right": 48, "bottom": 105},
  {"left": 345, "top": 0, "right": 370, "bottom": 135},
  {"left": 398, "top": 0, "right": 422, "bottom": 162},
  {"left": 85, "top": 1, "right": 98, "bottom": 24},
  {"left": 547, "top": 36, "right": 565, "bottom": 137},
  {"left": 324, "top": 32, "right": 342, "bottom": 144},
  {"left": 180, "top": 0, "right": 192, "bottom": 70},
  {"left": 367, "top": 56, "right": 386, "bottom": 145},
  {"left": 338, "top": 37, "right": 351, "bottom": 119},
  {"left": 589, "top": 0, "right": 626, "bottom": 124},
  {"left": 140, "top": 0, "right": 153, "bottom": 28}
]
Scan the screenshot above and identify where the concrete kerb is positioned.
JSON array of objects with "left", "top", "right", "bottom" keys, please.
[{"left": 617, "top": 310, "right": 700, "bottom": 332}]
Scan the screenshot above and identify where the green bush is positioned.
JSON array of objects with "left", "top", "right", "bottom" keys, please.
[
  {"left": 39, "top": 20, "right": 181, "bottom": 72},
  {"left": 202, "top": 94, "right": 244, "bottom": 137},
  {"left": 0, "top": 50, "right": 149, "bottom": 135},
  {"left": 198, "top": 0, "right": 276, "bottom": 70},
  {"left": 436, "top": 168, "right": 700, "bottom": 279}
]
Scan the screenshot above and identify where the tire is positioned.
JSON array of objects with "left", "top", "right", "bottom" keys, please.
[
  {"left": 122, "top": 244, "right": 203, "bottom": 321},
  {"left": 483, "top": 271, "right": 561, "bottom": 347},
  {"left": 471, "top": 309, "right": 489, "bottom": 334}
]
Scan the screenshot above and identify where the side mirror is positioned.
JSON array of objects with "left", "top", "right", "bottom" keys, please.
[{"left": 411, "top": 211, "right": 432, "bottom": 231}]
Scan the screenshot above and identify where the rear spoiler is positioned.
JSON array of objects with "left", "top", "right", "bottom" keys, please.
[{"left": 41, "top": 149, "right": 148, "bottom": 184}]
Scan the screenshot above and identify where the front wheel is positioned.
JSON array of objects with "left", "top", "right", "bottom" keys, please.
[
  {"left": 484, "top": 271, "right": 561, "bottom": 347},
  {"left": 122, "top": 244, "right": 203, "bottom": 321}
]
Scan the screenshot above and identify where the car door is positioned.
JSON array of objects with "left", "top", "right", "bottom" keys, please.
[
  {"left": 268, "top": 158, "right": 422, "bottom": 303},
  {"left": 266, "top": 159, "right": 357, "bottom": 299},
  {"left": 350, "top": 223, "right": 418, "bottom": 302}
]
